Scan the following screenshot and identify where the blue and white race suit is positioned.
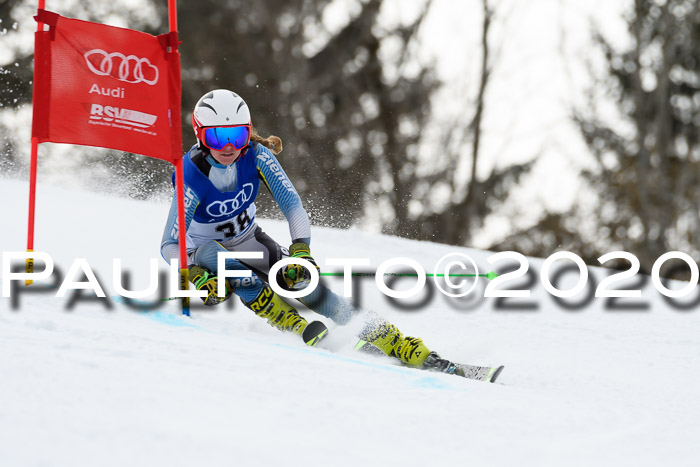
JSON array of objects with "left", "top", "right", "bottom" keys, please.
[{"left": 160, "top": 142, "right": 353, "bottom": 324}]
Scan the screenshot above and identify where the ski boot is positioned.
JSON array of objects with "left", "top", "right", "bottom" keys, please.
[
  {"left": 356, "top": 320, "right": 431, "bottom": 367},
  {"left": 244, "top": 285, "right": 328, "bottom": 347},
  {"left": 356, "top": 320, "right": 504, "bottom": 382}
]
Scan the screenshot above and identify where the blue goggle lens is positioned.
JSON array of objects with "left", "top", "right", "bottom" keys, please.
[{"left": 203, "top": 126, "right": 250, "bottom": 150}]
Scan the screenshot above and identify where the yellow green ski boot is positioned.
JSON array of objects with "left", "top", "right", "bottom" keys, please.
[
  {"left": 356, "top": 320, "right": 431, "bottom": 367},
  {"left": 357, "top": 319, "right": 505, "bottom": 382},
  {"left": 244, "top": 285, "right": 328, "bottom": 346}
]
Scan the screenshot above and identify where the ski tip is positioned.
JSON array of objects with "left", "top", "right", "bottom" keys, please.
[
  {"left": 353, "top": 339, "right": 368, "bottom": 351},
  {"left": 489, "top": 365, "right": 505, "bottom": 383},
  {"left": 303, "top": 321, "right": 329, "bottom": 347}
]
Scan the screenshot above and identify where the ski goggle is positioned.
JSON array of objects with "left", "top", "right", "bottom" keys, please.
[{"left": 198, "top": 124, "right": 251, "bottom": 151}]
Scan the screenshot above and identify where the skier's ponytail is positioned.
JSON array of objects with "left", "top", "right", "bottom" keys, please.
[{"left": 251, "top": 127, "right": 283, "bottom": 155}]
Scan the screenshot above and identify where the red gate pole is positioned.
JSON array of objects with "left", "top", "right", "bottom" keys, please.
[
  {"left": 25, "top": 0, "right": 47, "bottom": 286},
  {"left": 168, "top": 0, "right": 190, "bottom": 316}
]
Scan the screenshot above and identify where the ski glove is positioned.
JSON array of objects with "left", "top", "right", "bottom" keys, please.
[
  {"left": 189, "top": 265, "right": 232, "bottom": 306},
  {"left": 281, "top": 242, "right": 320, "bottom": 290}
]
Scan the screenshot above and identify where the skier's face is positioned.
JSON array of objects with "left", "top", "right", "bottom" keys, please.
[{"left": 210, "top": 143, "right": 242, "bottom": 165}]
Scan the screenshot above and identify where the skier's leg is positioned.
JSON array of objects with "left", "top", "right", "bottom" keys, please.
[
  {"left": 224, "top": 228, "right": 431, "bottom": 362},
  {"left": 191, "top": 239, "right": 263, "bottom": 303},
  {"left": 226, "top": 227, "right": 358, "bottom": 325},
  {"left": 297, "top": 285, "right": 356, "bottom": 325},
  {"left": 191, "top": 240, "right": 316, "bottom": 340},
  {"left": 280, "top": 259, "right": 432, "bottom": 366},
  {"left": 298, "top": 286, "right": 434, "bottom": 366}
]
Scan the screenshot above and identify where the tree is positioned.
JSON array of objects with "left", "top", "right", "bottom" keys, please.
[
  {"left": 3, "top": 0, "right": 534, "bottom": 252},
  {"left": 1, "top": 0, "right": 37, "bottom": 175},
  {"left": 0, "top": 0, "right": 169, "bottom": 194},
  {"left": 381, "top": 0, "right": 534, "bottom": 246},
  {"left": 150, "top": 0, "right": 439, "bottom": 229},
  {"left": 307, "top": 0, "right": 440, "bottom": 234},
  {"left": 573, "top": 0, "right": 700, "bottom": 275}
]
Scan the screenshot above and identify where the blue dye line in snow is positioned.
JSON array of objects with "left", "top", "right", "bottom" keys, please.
[
  {"left": 111, "top": 296, "right": 200, "bottom": 329},
  {"left": 143, "top": 311, "right": 201, "bottom": 328},
  {"left": 265, "top": 340, "right": 468, "bottom": 391},
  {"left": 112, "top": 295, "right": 466, "bottom": 390}
]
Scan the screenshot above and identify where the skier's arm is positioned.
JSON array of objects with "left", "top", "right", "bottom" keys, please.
[
  {"left": 160, "top": 185, "right": 200, "bottom": 265},
  {"left": 255, "top": 145, "right": 311, "bottom": 244}
]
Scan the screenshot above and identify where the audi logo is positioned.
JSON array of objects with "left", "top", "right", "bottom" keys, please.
[
  {"left": 84, "top": 49, "right": 159, "bottom": 85},
  {"left": 206, "top": 184, "right": 255, "bottom": 217}
]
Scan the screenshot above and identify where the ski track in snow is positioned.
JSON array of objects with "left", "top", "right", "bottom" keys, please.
[{"left": 1, "top": 179, "right": 699, "bottom": 467}]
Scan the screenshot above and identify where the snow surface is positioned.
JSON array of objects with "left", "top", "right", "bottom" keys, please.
[{"left": 1, "top": 178, "right": 699, "bottom": 467}]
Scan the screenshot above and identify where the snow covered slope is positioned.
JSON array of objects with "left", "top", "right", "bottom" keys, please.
[{"left": 1, "top": 178, "right": 699, "bottom": 467}]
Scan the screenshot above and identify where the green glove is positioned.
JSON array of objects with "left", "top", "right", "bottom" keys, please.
[
  {"left": 189, "top": 265, "right": 231, "bottom": 306},
  {"left": 282, "top": 243, "right": 320, "bottom": 290}
]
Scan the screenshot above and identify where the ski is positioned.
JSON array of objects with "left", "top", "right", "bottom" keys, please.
[
  {"left": 302, "top": 321, "right": 329, "bottom": 347},
  {"left": 422, "top": 351, "right": 504, "bottom": 383},
  {"left": 457, "top": 362, "right": 504, "bottom": 383},
  {"left": 354, "top": 340, "right": 504, "bottom": 383}
]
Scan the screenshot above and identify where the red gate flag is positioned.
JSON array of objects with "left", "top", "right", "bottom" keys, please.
[
  {"left": 32, "top": 9, "right": 182, "bottom": 162},
  {"left": 27, "top": 5, "right": 190, "bottom": 315}
]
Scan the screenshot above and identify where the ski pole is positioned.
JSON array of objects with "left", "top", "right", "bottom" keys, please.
[
  {"left": 154, "top": 272, "right": 499, "bottom": 302},
  {"left": 321, "top": 271, "right": 499, "bottom": 280}
]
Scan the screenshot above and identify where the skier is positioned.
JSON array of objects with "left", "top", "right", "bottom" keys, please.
[{"left": 160, "top": 89, "right": 501, "bottom": 381}]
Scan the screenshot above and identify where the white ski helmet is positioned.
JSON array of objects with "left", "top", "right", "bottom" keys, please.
[{"left": 192, "top": 89, "right": 252, "bottom": 148}]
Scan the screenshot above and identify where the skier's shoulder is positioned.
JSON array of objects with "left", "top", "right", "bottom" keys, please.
[
  {"left": 184, "top": 145, "right": 211, "bottom": 176},
  {"left": 251, "top": 141, "right": 279, "bottom": 167},
  {"left": 179, "top": 145, "right": 213, "bottom": 192}
]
